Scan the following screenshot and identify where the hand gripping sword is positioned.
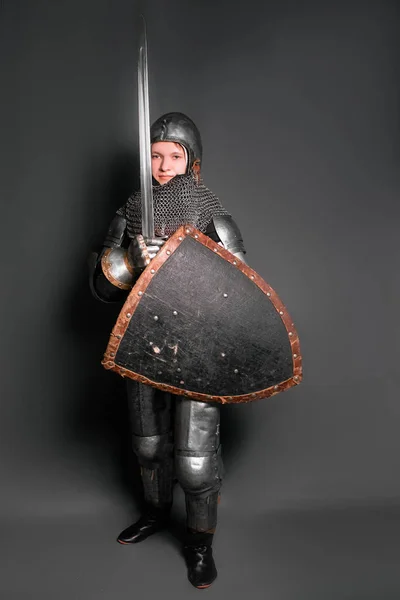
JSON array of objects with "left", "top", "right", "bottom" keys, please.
[{"left": 137, "top": 17, "right": 154, "bottom": 239}]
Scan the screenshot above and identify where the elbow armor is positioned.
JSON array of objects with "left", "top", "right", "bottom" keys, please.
[
  {"left": 90, "top": 214, "right": 135, "bottom": 303},
  {"left": 205, "top": 215, "right": 247, "bottom": 264}
]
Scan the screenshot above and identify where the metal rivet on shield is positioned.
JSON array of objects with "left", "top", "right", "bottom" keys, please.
[
  {"left": 178, "top": 236, "right": 183, "bottom": 241},
  {"left": 279, "top": 311, "right": 283, "bottom": 315},
  {"left": 138, "top": 291, "right": 143, "bottom": 296},
  {"left": 166, "top": 250, "right": 171, "bottom": 255},
  {"left": 149, "top": 341, "right": 153, "bottom": 346},
  {"left": 173, "top": 310, "right": 178, "bottom": 315},
  {"left": 274, "top": 385, "right": 279, "bottom": 390},
  {"left": 154, "top": 316, "right": 159, "bottom": 321},
  {"left": 234, "top": 369, "right": 239, "bottom": 374},
  {"left": 267, "top": 292, "right": 271, "bottom": 297},
  {"left": 177, "top": 368, "right": 181, "bottom": 372},
  {"left": 233, "top": 261, "right": 237, "bottom": 265},
  {"left": 221, "top": 352, "right": 225, "bottom": 357},
  {"left": 250, "top": 275, "right": 254, "bottom": 280},
  {"left": 110, "top": 353, "right": 115, "bottom": 357},
  {"left": 186, "top": 228, "right": 190, "bottom": 233},
  {"left": 126, "top": 313, "right": 131, "bottom": 318},
  {"left": 116, "top": 334, "right": 121, "bottom": 339},
  {"left": 294, "top": 375, "right": 299, "bottom": 380},
  {"left": 293, "top": 353, "right": 297, "bottom": 358},
  {"left": 195, "top": 234, "right": 198, "bottom": 238},
  {"left": 180, "top": 380, "right": 185, "bottom": 384},
  {"left": 151, "top": 269, "right": 155, "bottom": 274},
  {"left": 289, "top": 332, "right": 293, "bottom": 336},
  {"left": 223, "top": 293, "right": 228, "bottom": 298},
  {"left": 213, "top": 247, "right": 218, "bottom": 252}
]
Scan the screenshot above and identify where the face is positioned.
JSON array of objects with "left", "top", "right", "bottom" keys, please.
[{"left": 151, "top": 141, "right": 188, "bottom": 184}]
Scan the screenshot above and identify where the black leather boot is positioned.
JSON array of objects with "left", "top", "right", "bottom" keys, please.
[
  {"left": 117, "top": 505, "right": 171, "bottom": 545},
  {"left": 183, "top": 532, "right": 217, "bottom": 589}
]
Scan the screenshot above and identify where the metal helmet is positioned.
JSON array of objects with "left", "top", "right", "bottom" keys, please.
[{"left": 150, "top": 112, "right": 203, "bottom": 177}]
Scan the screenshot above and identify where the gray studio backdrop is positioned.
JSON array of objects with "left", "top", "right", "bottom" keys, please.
[{"left": 1, "top": 0, "right": 399, "bottom": 528}]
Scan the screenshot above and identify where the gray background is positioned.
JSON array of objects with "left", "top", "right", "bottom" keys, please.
[{"left": 1, "top": 0, "right": 399, "bottom": 598}]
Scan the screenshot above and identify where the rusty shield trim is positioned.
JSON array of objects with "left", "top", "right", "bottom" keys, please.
[{"left": 101, "top": 225, "right": 302, "bottom": 404}]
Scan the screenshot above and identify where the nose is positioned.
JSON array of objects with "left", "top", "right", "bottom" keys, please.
[{"left": 160, "top": 156, "right": 172, "bottom": 171}]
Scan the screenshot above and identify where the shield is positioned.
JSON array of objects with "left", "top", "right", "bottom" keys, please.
[{"left": 102, "top": 225, "right": 302, "bottom": 404}]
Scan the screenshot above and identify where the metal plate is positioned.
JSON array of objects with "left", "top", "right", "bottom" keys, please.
[{"left": 102, "top": 225, "right": 302, "bottom": 404}]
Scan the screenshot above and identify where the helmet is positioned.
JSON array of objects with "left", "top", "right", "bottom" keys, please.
[{"left": 150, "top": 112, "right": 202, "bottom": 177}]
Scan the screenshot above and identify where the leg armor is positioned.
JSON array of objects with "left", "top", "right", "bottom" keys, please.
[
  {"left": 174, "top": 398, "right": 222, "bottom": 532},
  {"left": 126, "top": 380, "right": 174, "bottom": 509}
]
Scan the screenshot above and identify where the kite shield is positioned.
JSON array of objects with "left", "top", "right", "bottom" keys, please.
[{"left": 102, "top": 225, "right": 302, "bottom": 404}]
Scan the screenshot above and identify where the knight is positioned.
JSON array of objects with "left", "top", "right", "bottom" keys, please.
[{"left": 90, "top": 111, "right": 247, "bottom": 589}]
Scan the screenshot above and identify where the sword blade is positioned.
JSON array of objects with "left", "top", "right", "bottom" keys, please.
[{"left": 138, "top": 17, "right": 154, "bottom": 239}]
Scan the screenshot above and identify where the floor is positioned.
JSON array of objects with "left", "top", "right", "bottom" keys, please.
[{"left": 1, "top": 502, "right": 399, "bottom": 599}]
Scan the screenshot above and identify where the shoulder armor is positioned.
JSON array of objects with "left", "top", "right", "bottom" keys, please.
[{"left": 205, "top": 215, "right": 246, "bottom": 255}]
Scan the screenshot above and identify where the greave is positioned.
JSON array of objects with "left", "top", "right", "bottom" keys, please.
[
  {"left": 185, "top": 490, "right": 219, "bottom": 533},
  {"left": 140, "top": 459, "right": 174, "bottom": 509}
]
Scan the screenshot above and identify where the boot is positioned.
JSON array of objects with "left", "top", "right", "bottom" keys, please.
[
  {"left": 117, "top": 503, "right": 171, "bottom": 544},
  {"left": 183, "top": 531, "right": 217, "bottom": 589},
  {"left": 118, "top": 461, "right": 173, "bottom": 544}
]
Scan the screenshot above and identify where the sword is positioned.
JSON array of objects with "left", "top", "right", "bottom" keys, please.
[{"left": 137, "top": 16, "right": 154, "bottom": 239}]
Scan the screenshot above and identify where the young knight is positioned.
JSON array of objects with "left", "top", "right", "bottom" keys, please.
[{"left": 91, "top": 112, "right": 247, "bottom": 588}]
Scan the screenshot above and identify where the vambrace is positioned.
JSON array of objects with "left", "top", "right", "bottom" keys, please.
[
  {"left": 104, "top": 214, "right": 127, "bottom": 248},
  {"left": 205, "top": 214, "right": 248, "bottom": 264}
]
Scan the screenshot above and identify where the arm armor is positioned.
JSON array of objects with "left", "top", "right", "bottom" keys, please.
[
  {"left": 205, "top": 215, "right": 248, "bottom": 265},
  {"left": 104, "top": 214, "right": 128, "bottom": 248},
  {"left": 89, "top": 214, "right": 135, "bottom": 303}
]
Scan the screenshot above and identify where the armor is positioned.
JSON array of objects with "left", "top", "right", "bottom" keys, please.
[
  {"left": 91, "top": 113, "right": 245, "bottom": 538},
  {"left": 91, "top": 110, "right": 301, "bottom": 589},
  {"left": 150, "top": 112, "right": 202, "bottom": 175},
  {"left": 116, "top": 171, "right": 230, "bottom": 239},
  {"left": 206, "top": 214, "right": 247, "bottom": 264},
  {"left": 102, "top": 225, "right": 300, "bottom": 402},
  {"left": 90, "top": 214, "right": 132, "bottom": 303}
]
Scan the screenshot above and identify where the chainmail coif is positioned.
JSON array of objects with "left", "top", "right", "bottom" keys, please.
[{"left": 117, "top": 173, "right": 229, "bottom": 238}]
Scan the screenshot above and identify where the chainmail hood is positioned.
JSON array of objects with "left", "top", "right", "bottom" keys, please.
[{"left": 117, "top": 173, "right": 229, "bottom": 238}]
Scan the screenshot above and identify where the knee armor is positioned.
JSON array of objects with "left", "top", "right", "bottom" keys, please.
[
  {"left": 175, "top": 447, "right": 222, "bottom": 497},
  {"left": 132, "top": 432, "right": 172, "bottom": 467}
]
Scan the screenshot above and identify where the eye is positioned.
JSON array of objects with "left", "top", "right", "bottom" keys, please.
[
  {"left": 151, "top": 154, "right": 160, "bottom": 159},
  {"left": 172, "top": 155, "right": 183, "bottom": 160}
]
